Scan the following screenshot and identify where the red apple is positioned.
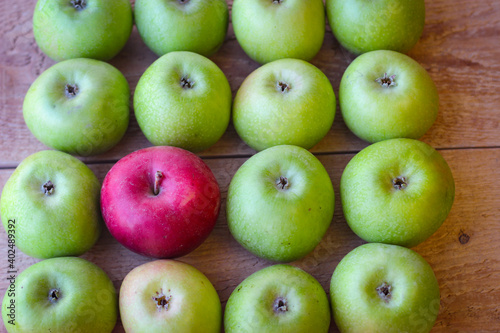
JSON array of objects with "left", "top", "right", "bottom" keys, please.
[{"left": 101, "top": 146, "right": 220, "bottom": 258}]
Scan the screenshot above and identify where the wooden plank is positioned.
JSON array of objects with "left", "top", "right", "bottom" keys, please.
[
  {"left": 1, "top": 0, "right": 500, "bottom": 167},
  {"left": 0, "top": 148, "right": 498, "bottom": 332}
]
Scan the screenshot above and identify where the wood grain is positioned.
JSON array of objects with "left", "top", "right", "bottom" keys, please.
[{"left": 0, "top": 0, "right": 499, "bottom": 332}]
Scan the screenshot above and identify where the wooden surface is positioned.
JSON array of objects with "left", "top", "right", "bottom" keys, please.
[{"left": 1, "top": 0, "right": 499, "bottom": 332}]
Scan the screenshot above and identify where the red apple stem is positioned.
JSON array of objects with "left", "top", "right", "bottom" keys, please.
[{"left": 154, "top": 171, "right": 164, "bottom": 195}]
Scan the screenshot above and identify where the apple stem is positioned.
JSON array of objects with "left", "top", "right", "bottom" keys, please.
[
  {"left": 180, "top": 76, "right": 194, "bottom": 89},
  {"left": 375, "top": 73, "right": 396, "bottom": 87},
  {"left": 48, "top": 288, "right": 60, "bottom": 304},
  {"left": 153, "top": 171, "right": 163, "bottom": 195},
  {"left": 276, "top": 81, "right": 291, "bottom": 93},
  {"left": 272, "top": 0, "right": 284, "bottom": 4},
  {"left": 70, "top": 0, "right": 86, "bottom": 10},
  {"left": 178, "top": 0, "right": 190, "bottom": 4},
  {"left": 276, "top": 176, "right": 290, "bottom": 190},
  {"left": 273, "top": 297, "right": 288, "bottom": 313},
  {"left": 65, "top": 84, "right": 79, "bottom": 98},
  {"left": 392, "top": 176, "right": 408, "bottom": 190},
  {"left": 42, "top": 181, "right": 55, "bottom": 196},
  {"left": 152, "top": 290, "right": 172, "bottom": 311},
  {"left": 376, "top": 282, "right": 392, "bottom": 303}
]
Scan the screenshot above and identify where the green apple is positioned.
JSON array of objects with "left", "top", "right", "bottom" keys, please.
[
  {"left": 233, "top": 58, "right": 336, "bottom": 151},
  {"left": 339, "top": 50, "right": 439, "bottom": 143},
  {"left": 33, "top": 0, "right": 133, "bottom": 61},
  {"left": 232, "top": 0, "right": 325, "bottom": 64},
  {"left": 340, "top": 138, "right": 455, "bottom": 248},
  {"left": 326, "top": 0, "right": 425, "bottom": 54},
  {"left": 135, "top": 0, "right": 229, "bottom": 57},
  {"left": 0, "top": 150, "right": 102, "bottom": 259},
  {"left": 226, "top": 145, "right": 334, "bottom": 262},
  {"left": 330, "top": 243, "right": 440, "bottom": 333},
  {"left": 225, "top": 264, "right": 330, "bottom": 332},
  {"left": 119, "top": 260, "right": 221, "bottom": 332},
  {"left": 134, "top": 51, "right": 232, "bottom": 152},
  {"left": 2, "top": 257, "right": 117, "bottom": 332},
  {"left": 23, "top": 58, "right": 130, "bottom": 156}
]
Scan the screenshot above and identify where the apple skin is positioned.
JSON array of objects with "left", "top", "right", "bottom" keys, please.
[
  {"left": 226, "top": 145, "right": 334, "bottom": 262},
  {"left": 224, "top": 264, "right": 330, "bottom": 333},
  {"left": 135, "top": 0, "right": 228, "bottom": 57},
  {"left": 340, "top": 138, "right": 455, "bottom": 248},
  {"left": 330, "top": 243, "right": 440, "bottom": 333},
  {"left": 33, "top": 0, "right": 133, "bottom": 61},
  {"left": 134, "top": 51, "right": 232, "bottom": 152},
  {"left": 2, "top": 257, "right": 117, "bottom": 332},
  {"left": 0, "top": 150, "right": 102, "bottom": 259},
  {"left": 339, "top": 50, "right": 439, "bottom": 143},
  {"left": 101, "top": 146, "right": 221, "bottom": 258},
  {"left": 119, "top": 260, "right": 221, "bottom": 332},
  {"left": 23, "top": 58, "right": 130, "bottom": 156},
  {"left": 326, "top": 0, "right": 425, "bottom": 55},
  {"left": 232, "top": 0, "right": 325, "bottom": 64},
  {"left": 233, "top": 58, "right": 336, "bottom": 151}
]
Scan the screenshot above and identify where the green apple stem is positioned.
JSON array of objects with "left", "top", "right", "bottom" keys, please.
[
  {"left": 376, "top": 282, "right": 392, "bottom": 303},
  {"left": 42, "top": 180, "right": 55, "bottom": 196},
  {"left": 273, "top": 297, "right": 288, "bottom": 313},
  {"left": 392, "top": 176, "right": 408, "bottom": 190},
  {"left": 48, "top": 288, "right": 60, "bottom": 304},
  {"left": 153, "top": 171, "right": 163, "bottom": 195},
  {"left": 152, "top": 290, "right": 172, "bottom": 311},
  {"left": 70, "top": 0, "right": 87, "bottom": 11},
  {"left": 276, "top": 176, "right": 290, "bottom": 190},
  {"left": 65, "top": 84, "right": 79, "bottom": 98},
  {"left": 180, "top": 76, "right": 194, "bottom": 89},
  {"left": 375, "top": 73, "right": 396, "bottom": 87},
  {"left": 276, "top": 81, "right": 291, "bottom": 93}
]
